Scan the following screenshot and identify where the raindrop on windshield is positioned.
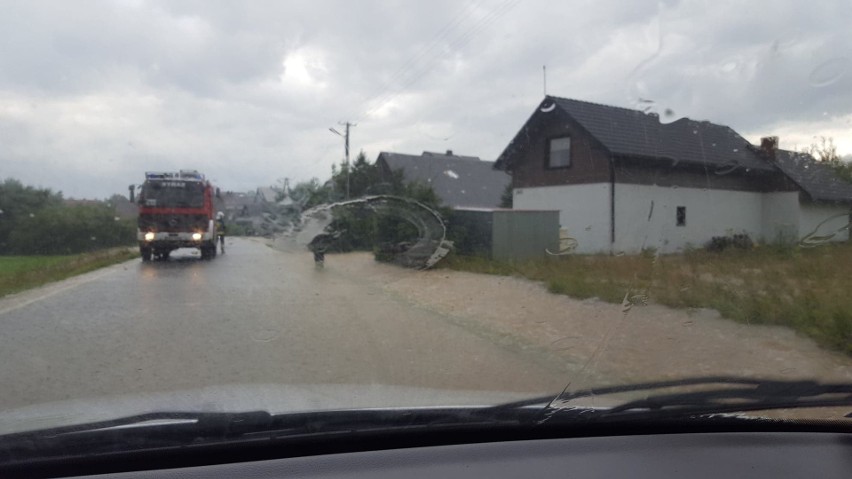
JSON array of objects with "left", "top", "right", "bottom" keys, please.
[{"left": 808, "top": 57, "right": 850, "bottom": 87}]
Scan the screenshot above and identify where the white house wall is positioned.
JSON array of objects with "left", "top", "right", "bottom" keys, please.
[
  {"left": 514, "top": 184, "right": 848, "bottom": 255},
  {"left": 613, "top": 184, "right": 767, "bottom": 254},
  {"left": 799, "top": 202, "right": 851, "bottom": 243},
  {"left": 761, "top": 192, "right": 800, "bottom": 244},
  {"left": 514, "top": 184, "right": 611, "bottom": 253}
]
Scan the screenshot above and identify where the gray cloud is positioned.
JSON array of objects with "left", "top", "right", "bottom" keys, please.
[{"left": 1, "top": 0, "right": 851, "bottom": 198}]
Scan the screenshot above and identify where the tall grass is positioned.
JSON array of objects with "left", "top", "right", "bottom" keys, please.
[
  {"left": 442, "top": 243, "right": 852, "bottom": 355},
  {"left": 0, "top": 248, "right": 137, "bottom": 298}
]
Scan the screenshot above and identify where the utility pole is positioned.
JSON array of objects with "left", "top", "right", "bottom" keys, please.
[{"left": 329, "top": 121, "right": 356, "bottom": 199}]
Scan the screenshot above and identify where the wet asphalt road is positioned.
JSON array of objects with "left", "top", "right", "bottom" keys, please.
[{"left": 0, "top": 238, "right": 568, "bottom": 410}]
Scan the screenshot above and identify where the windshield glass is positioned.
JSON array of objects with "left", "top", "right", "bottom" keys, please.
[
  {"left": 140, "top": 180, "right": 205, "bottom": 208},
  {"left": 0, "top": 0, "right": 850, "bottom": 448}
]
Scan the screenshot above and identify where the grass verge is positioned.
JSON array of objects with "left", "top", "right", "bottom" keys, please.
[
  {"left": 441, "top": 243, "right": 852, "bottom": 356},
  {"left": 0, "top": 248, "right": 137, "bottom": 298}
]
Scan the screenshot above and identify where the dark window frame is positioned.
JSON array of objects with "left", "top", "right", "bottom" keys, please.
[
  {"left": 676, "top": 206, "right": 686, "bottom": 227},
  {"left": 546, "top": 136, "right": 572, "bottom": 169}
]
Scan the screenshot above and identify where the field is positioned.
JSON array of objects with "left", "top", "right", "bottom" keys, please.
[
  {"left": 0, "top": 248, "right": 137, "bottom": 298},
  {"left": 442, "top": 243, "right": 852, "bottom": 355}
]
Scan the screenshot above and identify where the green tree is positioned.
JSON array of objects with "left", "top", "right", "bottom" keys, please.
[
  {"left": 288, "top": 178, "right": 335, "bottom": 209},
  {"left": 330, "top": 150, "right": 385, "bottom": 199},
  {"left": 0, "top": 178, "right": 64, "bottom": 253},
  {"left": 317, "top": 151, "right": 450, "bottom": 254},
  {"left": 804, "top": 136, "right": 852, "bottom": 183}
]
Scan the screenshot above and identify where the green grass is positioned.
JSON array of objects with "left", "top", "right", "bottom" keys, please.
[
  {"left": 0, "top": 248, "right": 137, "bottom": 298},
  {"left": 441, "top": 243, "right": 852, "bottom": 356}
]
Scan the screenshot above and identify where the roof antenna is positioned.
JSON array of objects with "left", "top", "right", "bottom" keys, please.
[{"left": 543, "top": 65, "right": 547, "bottom": 96}]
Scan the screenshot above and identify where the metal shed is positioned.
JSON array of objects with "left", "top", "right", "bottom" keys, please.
[{"left": 450, "top": 208, "right": 559, "bottom": 261}]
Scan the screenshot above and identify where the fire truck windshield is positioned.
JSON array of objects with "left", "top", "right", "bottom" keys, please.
[{"left": 140, "top": 180, "right": 205, "bottom": 208}]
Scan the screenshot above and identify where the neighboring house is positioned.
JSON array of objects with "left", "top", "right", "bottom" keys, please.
[
  {"left": 773, "top": 150, "right": 852, "bottom": 243},
  {"left": 109, "top": 195, "right": 138, "bottom": 220},
  {"left": 376, "top": 150, "right": 511, "bottom": 209},
  {"left": 494, "top": 96, "right": 852, "bottom": 254},
  {"left": 256, "top": 187, "right": 279, "bottom": 203},
  {"left": 218, "top": 191, "right": 263, "bottom": 220}
]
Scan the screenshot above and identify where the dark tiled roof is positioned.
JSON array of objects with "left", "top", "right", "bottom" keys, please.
[
  {"left": 496, "top": 96, "right": 775, "bottom": 172},
  {"left": 221, "top": 192, "right": 257, "bottom": 206},
  {"left": 549, "top": 97, "right": 775, "bottom": 171},
  {"left": 772, "top": 150, "right": 852, "bottom": 203},
  {"left": 378, "top": 151, "right": 510, "bottom": 208}
]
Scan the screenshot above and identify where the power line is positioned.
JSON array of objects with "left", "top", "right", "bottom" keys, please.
[
  {"left": 358, "top": 0, "right": 520, "bottom": 122},
  {"left": 371, "top": 1, "right": 482, "bottom": 100},
  {"left": 352, "top": 1, "right": 483, "bottom": 118}
]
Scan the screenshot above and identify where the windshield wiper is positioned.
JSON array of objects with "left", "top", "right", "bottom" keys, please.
[
  {"left": 36, "top": 410, "right": 274, "bottom": 437},
  {"left": 490, "top": 376, "right": 852, "bottom": 421}
]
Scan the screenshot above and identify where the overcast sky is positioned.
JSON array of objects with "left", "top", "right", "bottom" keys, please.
[{"left": 2, "top": 0, "right": 851, "bottom": 199}]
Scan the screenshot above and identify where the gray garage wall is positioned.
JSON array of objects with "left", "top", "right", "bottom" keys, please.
[{"left": 491, "top": 210, "right": 559, "bottom": 261}]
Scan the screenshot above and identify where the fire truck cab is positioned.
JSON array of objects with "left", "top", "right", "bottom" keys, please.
[{"left": 136, "top": 170, "right": 218, "bottom": 261}]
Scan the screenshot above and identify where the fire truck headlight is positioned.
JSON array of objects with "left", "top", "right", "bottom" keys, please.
[
  {"left": 144, "top": 232, "right": 155, "bottom": 241},
  {"left": 192, "top": 233, "right": 202, "bottom": 241}
]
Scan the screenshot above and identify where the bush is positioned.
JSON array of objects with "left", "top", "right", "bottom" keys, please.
[
  {"left": 705, "top": 233, "right": 753, "bottom": 252},
  {"left": 7, "top": 205, "right": 136, "bottom": 255}
]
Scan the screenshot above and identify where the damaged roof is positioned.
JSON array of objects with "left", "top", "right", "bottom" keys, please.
[
  {"left": 496, "top": 96, "right": 775, "bottom": 172},
  {"left": 772, "top": 150, "right": 852, "bottom": 203},
  {"left": 377, "top": 151, "right": 510, "bottom": 208}
]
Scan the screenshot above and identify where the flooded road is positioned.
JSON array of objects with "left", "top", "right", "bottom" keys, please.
[{"left": 0, "top": 238, "right": 568, "bottom": 410}]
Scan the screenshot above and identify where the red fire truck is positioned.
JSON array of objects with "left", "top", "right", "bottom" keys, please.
[{"left": 136, "top": 170, "right": 218, "bottom": 261}]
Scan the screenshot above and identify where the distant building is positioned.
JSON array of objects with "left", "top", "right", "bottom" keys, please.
[
  {"left": 375, "top": 150, "right": 510, "bottom": 209},
  {"left": 256, "top": 187, "right": 279, "bottom": 203},
  {"left": 218, "top": 191, "right": 263, "bottom": 220},
  {"left": 109, "top": 195, "right": 138, "bottom": 220}
]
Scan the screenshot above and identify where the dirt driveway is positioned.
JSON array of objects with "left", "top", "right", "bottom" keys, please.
[{"left": 330, "top": 252, "right": 852, "bottom": 389}]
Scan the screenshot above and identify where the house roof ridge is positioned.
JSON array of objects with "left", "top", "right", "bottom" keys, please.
[
  {"left": 547, "top": 95, "right": 649, "bottom": 116},
  {"left": 548, "top": 95, "right": 742, "bottom": 131},
  {"left": 382, "top": 150, "right": 487, "bottom": 162}
]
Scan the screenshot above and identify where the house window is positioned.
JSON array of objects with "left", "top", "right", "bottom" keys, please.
[
  {"left": 676, "top": 206, "right": 686, "bottom": 227},
  {"left": 548, "top": 137, "right": 571, "bottom": 168}
]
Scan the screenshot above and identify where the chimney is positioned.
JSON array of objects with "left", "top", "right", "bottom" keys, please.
[
  {"left": 760, "top": 136, "right": 778, "bottom": 161},
  {"left": 445, "top": 149, "right": 453, "bottom": 156}
]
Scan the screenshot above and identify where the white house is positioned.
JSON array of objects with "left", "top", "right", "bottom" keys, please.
[{"left": 494, "top": 96, "right": 852, "bottom": 254}]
